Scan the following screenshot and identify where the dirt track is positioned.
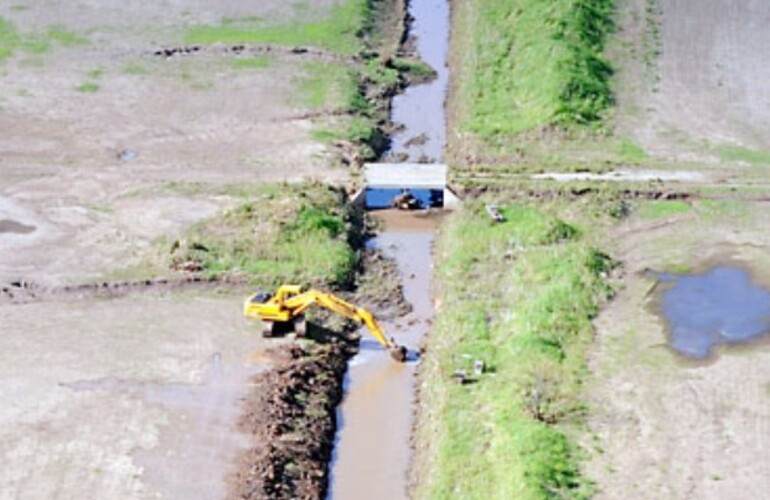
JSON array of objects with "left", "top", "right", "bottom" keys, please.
[{"left": 0, "top": 1, "right": 347, "bottom": 498}]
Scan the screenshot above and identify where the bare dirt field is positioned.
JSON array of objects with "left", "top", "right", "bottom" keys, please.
[
  {"left": 616, "top": 0, "right": 770, "bottom": 164},
  {"left": 0, "top": 1, "right": 346, "bottom": 498},
  {"left": 0, "top": 0, "right": 345, "bottom": 285},
  {"left": 586, "top": 2, "right": 770, "bottom": 496},
  {"left": 584, "top": 201, "right": 770, "bottom": 499}
]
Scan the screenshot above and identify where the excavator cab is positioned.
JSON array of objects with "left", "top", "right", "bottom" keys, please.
[{"left": 249, "top": 291, "right": 272, "bottom": 304}]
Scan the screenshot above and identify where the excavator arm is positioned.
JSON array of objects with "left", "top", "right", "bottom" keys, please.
[{"left": 284, "top": 290, "right": 391, "bottom": 348}]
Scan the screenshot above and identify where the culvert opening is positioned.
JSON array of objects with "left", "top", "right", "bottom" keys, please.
[
  {"left": 352, "top": 162, "right": 460, "bottom": 211},
  {"left": 654, "top": 265, "right": 770, "bottom": 358}
]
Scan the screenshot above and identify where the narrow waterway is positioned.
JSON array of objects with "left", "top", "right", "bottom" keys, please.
[
  {"left": 387, "top": 0, "right": 450, "bottom": 163},
  {"left": 328, "top": 214, "right": 439, "bottom": 499},
  {"left": 327, "top": 0, "right": 451, "bottom": 497}
]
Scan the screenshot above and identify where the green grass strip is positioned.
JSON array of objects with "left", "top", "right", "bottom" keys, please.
[
  {"left": 185, "top": 0, "right": 371, "bottom": 55},
  {"left": 415, "top": 203, "right": 611, "bottom": 499},
  {"left": 0, "top": 18, "right": 87, "bottom": 62},
  {"left": 457, "top": 0, "right": 614, "bottom": 137}
]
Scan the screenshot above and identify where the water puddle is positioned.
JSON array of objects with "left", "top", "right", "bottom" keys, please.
[
  {"left": 328, "top": 216, "right": 437, "bottom": 500},
  {"left": 656, "top": 266, "right": 770, "bottom": 358},
  {"left": 0, "top": 219, "right": 36, "bottom": 234},
  {"left": 386, "top": 0, "right": 450, "bottom": 162}
]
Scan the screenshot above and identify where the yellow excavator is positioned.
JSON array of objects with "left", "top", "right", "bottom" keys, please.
[{"left": 243, "top": 285, "right": 407, "bottom": 362}]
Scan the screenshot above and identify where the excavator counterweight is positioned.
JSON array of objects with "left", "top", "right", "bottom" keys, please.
[{"left": 244, "top": 285, "right": 407, "bottom": 362}]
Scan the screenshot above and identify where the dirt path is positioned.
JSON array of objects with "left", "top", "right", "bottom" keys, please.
[
  {"left": 618, "top": 0, "right": 770, "bottom": 162},
  {"left": 584, "top": 203, "right": 770, "bottom": 499}
]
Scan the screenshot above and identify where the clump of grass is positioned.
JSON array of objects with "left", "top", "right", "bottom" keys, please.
[
  {"left": 387, "top": 57, "right": 436, "bottom": 83},
  {"left": 617, "top": 138, "right": 649, "bottom": 162},
  {"left": 299, "top": 61, "right": 360, "bottom": 110},
  {"left": 0, "top": 18, "right": 87, "bottom": 62},
  {"left": 185, "top": 0, "right": 373, "bottom": 55},
  {"left": 414, "top": 202, "right": 611, "bottom": 499},
  {"left": 46, "top": 26, "right": 88, "bottom": 47},
  {"left": 85, "top": 67, "right": 103, "bottom": 79},
  {"left": 169, "top": 183, "right": 360, "bottom": 287},
  {"left": 229, "top": 55, "right": 271, "bottom": 70},
  {"left": 122, "top": 62, "right": 148, "bottom": 75},
  {"left": 716, "top": 144, "right": 770, "bottom": 166},
  {"left": 0, "top": 18, "right": 22, "bottom": 61},
  {"left": 637, "top": 200, "right": 691, "bottom": 219},
  {"left": 75, "top": 82, "right": 99, "bottom": 93}
]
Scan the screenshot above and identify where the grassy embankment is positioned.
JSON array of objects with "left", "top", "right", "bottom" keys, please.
[
  {"left": 447, "top": 0, "right": 652, "bottom": 179},
  {"left": 415, "top": 1, "right": 618, "bottom": 498},
  {"left": 416, "top": 202, "right": 613, "bottom": 499},
  {"left": 169, "top": 183, "right": 361, "bottom": 288},
  {"left": 185, "top": 0, "right": 427, "bottom": 162}
]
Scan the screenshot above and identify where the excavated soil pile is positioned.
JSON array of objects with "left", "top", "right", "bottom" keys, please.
[{"left": 231, "top": 343, "right": 350, "bottom": 500}]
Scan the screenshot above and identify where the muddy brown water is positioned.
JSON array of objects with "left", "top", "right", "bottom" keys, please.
[
  {"left": 656, "top": 266, "right": 770, "bottom": 358},
  {"left": 328, "top": 212, "right": 438, "bottom": 499},
  {"left": 0, "top": 219, "right": 35, "bottom": 234},
  {"left": 386, "top": 0, "right": 450, "bottom": 162},
  {"left": 328, "top": 0, "right": 450, "bottom": 497}
]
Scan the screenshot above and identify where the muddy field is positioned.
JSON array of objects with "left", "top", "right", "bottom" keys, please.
[
  {"left": 585, "top": 202, "right": 770, "bottom": 498},
  {"left": 0, "top": 1, "right": 351, "bottom": 498},
  {"left": 0, "top": 0, "right": 346, "bottom": 285},
  {"left": 585, "top": 1, "right": 770, "bottom": 496},
  {"left": 617, "top": 0, "right": 770, "bottom": 165}
]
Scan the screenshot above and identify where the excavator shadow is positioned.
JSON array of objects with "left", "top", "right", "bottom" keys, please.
[{"left": 302, "top": 321, "right": 359, "bottom": 346}]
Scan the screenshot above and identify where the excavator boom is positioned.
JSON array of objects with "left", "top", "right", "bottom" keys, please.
[{"left": 244, "top": 285, "right": 407, "bottom": 361}]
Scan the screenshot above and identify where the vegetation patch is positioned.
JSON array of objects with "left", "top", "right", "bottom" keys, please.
[
  {"left": 74, "top": 82, "right": 100, "bottom": 93},
  {"left": 168, "top": 183, "right": 362, "bottom": 289},
  {"left": 0, "top": 18, "right": 87, "bottom": 62},
  {"left": 229, "top": 55, "right": 272, "bottom": 70},
  {"left": 185, "top": 0, "right": 373, "bottom": 56},
  {"left": 186, "top": 1, "right": 410, "bottom": 163},
  {"left": 716, "top": 144, "right": 770, "bottom": 166},
  {"left": 455, "top": 0, "right": 614, "bottom": 138},
  {"left": 414, "top": 201, "right": 612, "bottom": 499},
  {"left": 636, "top": 200, "right": 691, "bottom": 219}
]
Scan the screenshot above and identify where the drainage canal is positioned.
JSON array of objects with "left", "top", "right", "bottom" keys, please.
[
  {"left": 328, "top": 0, "right": 450, "bottom": 498},
  {"left": 655, "top": 266, "right": 770, "bottom": 358}
]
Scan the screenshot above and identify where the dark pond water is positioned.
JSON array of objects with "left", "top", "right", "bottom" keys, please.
[
  {"left": 658, "top": 266, "right": 770, "bottom": 358},
  {"left": 386, "top": 0, "right": 450, "bottom": 162}
]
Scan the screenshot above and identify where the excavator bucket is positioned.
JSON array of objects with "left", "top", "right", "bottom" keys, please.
[{"left": 389, "top": 345, "right": 407, "bottom": 362}]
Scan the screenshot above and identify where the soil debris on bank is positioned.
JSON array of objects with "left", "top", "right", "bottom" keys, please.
[{"left": 230, "top": 343, "right": 351, "bottom": 500}]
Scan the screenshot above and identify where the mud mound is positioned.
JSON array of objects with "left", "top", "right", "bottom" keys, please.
[
  {"left": 232, "top": 343, "right": 349, "bottom": 500},
  {"left": 0, "top": 276, "right": 246, "bottom": 305}
]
